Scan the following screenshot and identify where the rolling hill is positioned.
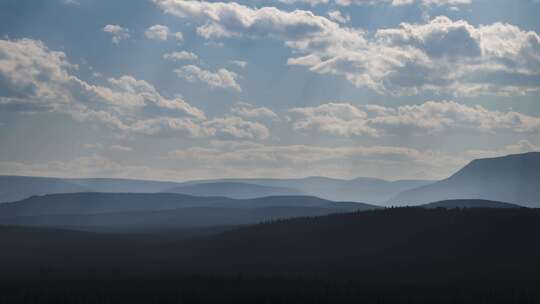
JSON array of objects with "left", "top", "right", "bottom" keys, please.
[
  {"left": 390, "top": 152, "right": 540, "bottom": 207},
  {"left": 420, "top": 199, "right": 523, "bottom": 209},
  {"left": 164, "top": 182, "right": 305, "bottom": 199},
  {"left": 0, "top": 176, "right": 183, "bottom": 203},
  {"left": 180, "top": 176, "right": 433, "bottom": 203},
  {"left": 0, "top": 175, "right": 432, "bottom": 204},
  {"left": 0, "top": 193, "right": 378, "bottom": 232},
  {"left": 2, "top": 208, "right": 540, "bottom": 304}
]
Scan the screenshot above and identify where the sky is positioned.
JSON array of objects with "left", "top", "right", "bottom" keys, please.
[{"left": 0, "top": 0, "right": 539, "bottom": 181}]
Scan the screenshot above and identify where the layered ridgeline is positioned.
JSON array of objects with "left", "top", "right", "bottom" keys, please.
[
  {"left": 390, "top": 152, "right": 540, "bottom": 207},
  {"left": 165, "top": 182, "right": 305, "bottom": 199},
  {"left": 0, "top": 175, "right": 432, "bottom": 204},
  {"left": 0, "top": 193, "right": 378, "bottom": 232},
  {"left": 0, "top": 176, "right": 182, "bottom": 203},
  {"left": 174, "top": 177, "right": 433, "bottom": 203}
]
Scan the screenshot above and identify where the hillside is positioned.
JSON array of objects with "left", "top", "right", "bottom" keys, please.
[
  {"left": 390, "top": 152, "right": 540, "bottom": 207},
  {"left": 0, "top": 193, "right": 377, "bottom": 232},
  {"left": 1, "top": 208, "right": 540, "bottom": 303},
  {"left": 420, "top": 199, "right": 523, "bottom": 209},
  {"left": 0, "top": 176, "right": 183, "bottom": 203},
  {"left": 165, "top": 182, "right": 305, "bottom": 199},
  {"left": 181, "top": 176, "right": 433, "bottom": 203}
]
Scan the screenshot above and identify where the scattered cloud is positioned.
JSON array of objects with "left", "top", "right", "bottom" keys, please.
[
  {"left": 156, "top": 1, "right": 540, "bottom": 97},
  {"left": 144, "top": 24, "right": 183, "bottom": 41},
  {"left": 229, "top": 60, "right": 247, "bottom": 69},
  {"left": 163, "top": 51, "right": 198, "bottom": 61},
  {"left": 175, "top": 65, "right": 242, "bottom": 92},
  {"left": 288, "top": 101, "right": 540, "bottom": 137},
  {"left": 328, "top": 10, "right": 350, "bottom": 24},
  {"left": 0, "top": 38, "right": 265, "bottom": 140},
  {"left": 231, "top": 102, "right": 279, "bottom": 120},
  {"left": 103, "top": 24, "right": 130, "bottom": 45}
]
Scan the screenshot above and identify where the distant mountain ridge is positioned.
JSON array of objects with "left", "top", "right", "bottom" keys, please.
[
  {"left": 164, "top": 182, "right": 306, "bottom": 199},
  {"left": 390, "top": 152, "right": 540, "bottom": 207},
  {"left": 0, "top": 176, "right": 183, "bottom": 203},
  {"left": 0, "top": 192, "right": 379, "bottom": 232},
  {"left": 179, "top": 176, "right": 433, "bottom": 203},
  {"left": 0, "top": 175, "right": 433, "bottom": 204}
]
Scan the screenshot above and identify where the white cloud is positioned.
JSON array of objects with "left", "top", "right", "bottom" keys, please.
[
  {"left": 229, "top": 60, "right": 247, "bottom": 69},
  {"left": 144, "top": 24, "right": 183, "bottom": 41},
  {"left": 289, "top": 103, "right": 378, "bottom": 137},
  {"left": 203, "top": 116, "right": 270, "bottom": 139},
  {"left": 0, "top": 38, "right": 266, "bottom": 140},
  {"left": 163, "top": 51, "right": 198, "bottom": 61},
  {"left": 175, "top": 65, "right": 242, "bottom": 92},
  {"left": 328, "top": 10, "right": 350, "bottom": 24},
  {"left": 288, "top": 101, "right": 540, "bottom": 137},
  {"left": 334, "top": 0, "right": 471, "bottom": 7},
  {"left": 103, "top": 24, "right": 130, "bottom": 45},
  {"left": 156, "top": 1, "right": 539, "bottom": 97},
  {"left": 231, "top": 102, "right": 279, "bottom": 120}
]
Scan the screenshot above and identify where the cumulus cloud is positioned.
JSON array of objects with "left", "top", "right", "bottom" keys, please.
[
  {"left": 288, "top": 101, "right": 540, "bottom": 137},
  {"left": 289, "top": 103, "right": 378, "bottom": 137},
  {"left": 156, "top": 1, "right": 539, "bottom": 97},
  {"left": 175, "top": 65, "right": 242, "bottom": 91},
  {"left": 289, "top": 16, "right": 540, "bottom": 96},
  {"left": 231, "top": 102, "right": 279, "bottom": 120},
  {"left": 204, "top": 116, "right": 270, "bottom": 139},
  {"left": 229, "top": 60, "right": 247, "bottom": 69},
  {"left": 144, "top": 24, "right": 183, "bottom": 41},
  {"left": 0, "top": 38, "right": 267, "bottom": 140},
  {"left": 103, "top": 24, "right": 130, "bottom": 44},
  {"left": 328, "top": 10, "right": 350, "bottom": 24},
  {"left": 163, "top": 51, "right": 198, "bottom": 61},
  {"left": 334, "top": 0, "right": 471, "bottom": 7}
]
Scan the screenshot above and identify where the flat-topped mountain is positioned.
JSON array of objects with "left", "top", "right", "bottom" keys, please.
[{"left": 390, "top": 152, "right": 540, "bottom": 207}]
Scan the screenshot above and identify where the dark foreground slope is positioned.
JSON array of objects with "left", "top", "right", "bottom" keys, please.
[
  {"left": 390, "top": 152, "right": 540, "bottom": 207},
  {"left": 420, "top": 199, "right": 523, "bottom": 209},
  {"left": 1, "top": 208, "right": 540, "bottom": 303}
]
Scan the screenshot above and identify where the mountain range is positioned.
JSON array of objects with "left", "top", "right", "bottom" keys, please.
[
  {"left": 1, "top": 152, "right": 539, "bottom": 209},
  {"left": 0, "top": 193, "right": 378, "bottom": 232}
]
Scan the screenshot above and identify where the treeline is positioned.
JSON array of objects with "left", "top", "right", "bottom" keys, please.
[{"left": 1, "top": 208, "right": 540, "bottom": 303}]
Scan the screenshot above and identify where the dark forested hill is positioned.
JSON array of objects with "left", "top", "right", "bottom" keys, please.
[
  {"left": 1, "top": 208, "right": 539, "bottom": 303},
  {"left": 420, "top": 199, "right": 523, "bottom": 209}
]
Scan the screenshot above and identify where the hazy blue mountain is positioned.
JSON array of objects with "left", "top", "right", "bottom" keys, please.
[
  {"left": 0, "top": 176, "right": 185, "bottom": 203},
  {"left": 67, "top": 178, "right": 182, "bottom": 193},
  {"left": 180, "top": 176, "right": 433, "bottom": 203},
  {"left": 165, "top": 182, "right": 306, "bottom": 199},
  {"left": 420, "top": 199, "right": 523, "bottom": 209},
  {"left": 0, "top": 193, "right": 378, "bottom": 231},
  {"left": 390, "top": 152, "right": 540, "bottom": 207},
  {"left": 0, "top": 176, "right": 90, "bottom": 203},
  {"left": 0, "top": 175, "right": 431, "bottom": 204}
]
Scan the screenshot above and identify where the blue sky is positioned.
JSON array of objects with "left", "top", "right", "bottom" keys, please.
[{"left": 0, "top": 0, "right": 539, "bottom": 181}]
